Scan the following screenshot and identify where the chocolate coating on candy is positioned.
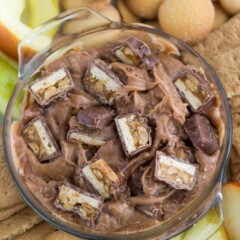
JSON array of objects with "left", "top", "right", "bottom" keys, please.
[
  {"left": 153, "top": 151, "right": 198, "bottom": 190},
  {"left": 112, "top": 37, "right": 158, "bottom": 68},
  {"left": 174, "top": 70, "right": 215, "bottom": 112},
  {"left": 29, "top": 69, "right": 74, "bottom": 106},
  {"left": 82, "top": 159, "right": 119, "bottom": 199},
  {"left": 77, "top": 106, "right": 115, "bottom": 129},
  {"left": 54, "top": 182, "right": 103, "bottom": 225},
  {"left": 115, "top": 113, "right": 152, "bottom": 157},
  {"left": 82, "top": 59, "right": 123, "bottom": 105},
  {"left": 184, "top": 114, "right": 219, "bottom": 155},
  {"left": 22, "top": 116, "right": 60, "bottom": 162}
]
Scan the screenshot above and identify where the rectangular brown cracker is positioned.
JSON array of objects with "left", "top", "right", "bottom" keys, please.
[
  {"left": 45, "top": 230, "right": 86, "bottom": 240},
  {"left": 0, "top": 202, "right": 26, "bottom": 222},
  {"left": 0, "top": 163, "right": 24, "bottom": 209},
  {"left": 209, "top": 47, "right": 240, "bottom": 98},
  {"left": 0, "top": 207, "right": 42, "bottom": 240},
  {"left": 12, "top": 222, "right": 55, "bottom": 240},
  {"left": 194, "top": 13, "right": 240, "bottom": 63}
]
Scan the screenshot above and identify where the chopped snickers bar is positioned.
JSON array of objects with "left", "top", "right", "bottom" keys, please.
[
  {"left": 115, "top": 113, "right": 152, "bottom": 157},
  {"left": 54, "top": 182, "right": 103, "bottom": 224},
  {"left": 77, "top": 106, "right": 115, "bottom": 129},
  {"left": 112, "top": 37, "right": 158, "bottom": 68},
  {"left": 82, "top": 59, "right": 123, "bottom": 105},
  {"left": 184, "top": 114, "right": 219, "bottom": 155},
  {"left": 22, "top": 116, "right": 60, "bottom": 162},
  {"left": 82, "top": 159, "right": 119, "bottom": 199},
  {"left": 174, "top": 71, "right": 215, "bottom": 112},
  {"left": 153, "top": 151, "right": 198, "bottom": 190},
  {"left": 67, "top": 127, "right": 106, "bottom": 147},
  {"left": 29, "top": 69, "right": 74, "bottom": 106}
]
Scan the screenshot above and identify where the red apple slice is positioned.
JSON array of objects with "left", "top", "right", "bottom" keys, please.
[{"left": 0, "top": 0, "right": 58, "bottom": 60}]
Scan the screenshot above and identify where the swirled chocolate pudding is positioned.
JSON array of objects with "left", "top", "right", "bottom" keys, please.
[{"left": 11, "top": 34, "right": 224, "bottom": 232}]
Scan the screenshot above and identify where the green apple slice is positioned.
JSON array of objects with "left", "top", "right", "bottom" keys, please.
[
  {"left": 27, "top": 0, "right": 59, "bottom": 37},
  {"left": 183, "top": 208, "right": 222, "bottom": 240},
  {"left": 0, "top": 55, "right": 21, "bottom": 119},
  {"left": 208, "top": 226, "right": 228, "bottom": 240}
]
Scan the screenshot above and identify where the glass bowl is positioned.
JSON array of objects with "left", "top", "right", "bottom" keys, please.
[{"left": 3, "top": 8, "right": 232, "bottom": 240}]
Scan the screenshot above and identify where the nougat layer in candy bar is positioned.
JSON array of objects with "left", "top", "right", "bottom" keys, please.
[
  {"left": 184, "top": 114, "right": 219, "bottom": 155},
  {"left": 174, "top": 71, "right": 215, "bottom": 112},
  {"left": 83, "top": 59, "right": 123, "bottom": 105},
  {"left": 54, "top": 182, "right": 103, "bottom": 224},
  {"left": 82, "top": 159, "right": 119, "bottom": 199},
  {"left": 112, "top": 37, "right": 158, "bottom": 68},
  {"left": 22, "top": 116, "right": 60, "bottom": 162},
  {"left": 115, "top": 113, "right": 152, "bottom": 157},
  {"left": 29, "top": 69, "right": 74, "bottom": 106},
  {"left": 67, "top": 128, "right": 106, "bottom": 147},
  {"left": 77, "top": 106, "right": 115, "bottom": 129},
  {"left": 153, "top": 151, "right": 198, "bottom": 190}
]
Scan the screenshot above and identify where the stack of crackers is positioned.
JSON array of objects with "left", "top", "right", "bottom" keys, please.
[{"left": 194, "top": 13, "right": 240, "bottom": 182}]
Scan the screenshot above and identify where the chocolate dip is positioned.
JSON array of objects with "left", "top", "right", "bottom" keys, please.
[{"left": 11, "top": 35, "right": 224, "bottom": 233}]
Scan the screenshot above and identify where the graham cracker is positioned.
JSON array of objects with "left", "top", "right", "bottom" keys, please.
[
  {"left": 0, "top": 207, "right": 42, "bottom": 240},
  {"left": 0, "top": 162, "right": 24, "bottom": 209},
  {"left": 194, "top": 13, "right": 240, "bottom": 63},
  {"left": 0, "top": 202, "right": 26, "bottom": 222},
  {"left": 209, "top": 47, "right": 240, "bottom": 98},
  {"left": 12, "top": 222, "right": 55, "bottom": 240},
  {"left": 45, "top": 231, "right": 86, "bottom": 240}
]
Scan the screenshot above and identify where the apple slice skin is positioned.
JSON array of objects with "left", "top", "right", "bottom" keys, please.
[{"left": 222, "top": 182, "right": 240, "bottom": 240}]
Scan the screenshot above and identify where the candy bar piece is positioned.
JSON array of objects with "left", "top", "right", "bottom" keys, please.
[
  {"left": 54, "top": 182, "right": 103, "bottom": 224},
  {"left": 112, "top": 37, "right": 158, "bottom": 68},
  {"left": 22, "top": 116, "right": 60, "bottom": 162},
  {"left": 77, "top": 106, "right": 115, "bottom": 129},
  {"left": 115, "top": 113, "right": 152, "bottom": 157},
  {"left": 67, "top": 127, "right": 106, "bottom": 147},
  {"left": 82, "top": 159, "right": 119, "bottom": 199},
  {"left": 174, "top": 71, "right": 215, "bottom": 112},
  {"left": 29, "top": 69, "right": 74, "bottom": 106},
  {"left": 153, "top": 151, "right": 198, "bottom": 190},
  {"left": 184, "top": 114, "right": 219, "bottom": 155},
  {"left": 83, "top": 59, "right": 123, "bottom": 105}
]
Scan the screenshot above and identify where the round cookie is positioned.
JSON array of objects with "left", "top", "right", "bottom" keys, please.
[
  {"left": 219, "top": 0, "right": 240, "bottom": 15},
  {"left": 213, "top": 3, "right": 229, "bottom": 29},
  {"left": 100, "top": 5, "right": 121, "bottom": 22},
  {"left": 125, "top": 0, "right": 164, "bottom": 19},
  {"left": 61, "top": 0, "right": 110, "bottom": 12},
  {"left": 116, "top": 0, "right": 140, "bottom": 23},
  {"left": 158, "top": 0, "right": 215, "bottom": 45}
]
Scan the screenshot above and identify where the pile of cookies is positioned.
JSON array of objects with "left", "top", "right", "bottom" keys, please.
[{"left": 61, "top": 0, "right": 239, "bottom": 46}]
